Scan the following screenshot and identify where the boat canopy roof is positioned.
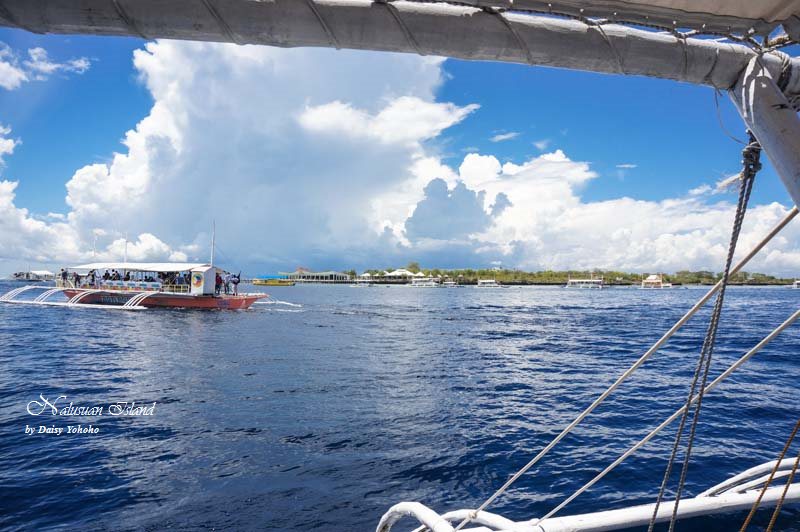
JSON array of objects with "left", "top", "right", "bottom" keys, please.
[
  {"left": 29, "top": 270, "right": 54, "bottom": 276},
  {"left": 489, "top": 1, "right": 799, "bottom": 35},
  {"left": 69, "top": 262, "right": 211, "bottom": 272}
]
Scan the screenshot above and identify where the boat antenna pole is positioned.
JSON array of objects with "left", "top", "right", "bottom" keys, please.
[
  {"left": 210, "top": 220, "right": 216, "bottom": 267},
  {"left": 123, "top": 232, "right": 128, "bottom": 276}
]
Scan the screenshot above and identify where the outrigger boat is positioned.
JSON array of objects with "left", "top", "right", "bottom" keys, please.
[{"left": 1, "top": 262, "right": 266, "bottom": 310}]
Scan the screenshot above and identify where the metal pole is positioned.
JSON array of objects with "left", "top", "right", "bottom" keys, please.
[
  {"left": 123, "top": 232, "right": 128, "bottom": 277},
  {"left": 210, "top": 221, "right": 215, "bottom": 267}
]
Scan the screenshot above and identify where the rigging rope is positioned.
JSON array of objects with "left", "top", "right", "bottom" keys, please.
[
  {"left": 739, "top": 418, "right": 800, "bottom": 531},
  {"left": 767, "top": 445, "right": 800, "bottom": 531},
  {"left": 535, "top": 308, "right": 800, "bottom": 523},
  {"left": 451, "top": 205, "right": 797, "bottom": 532},
  {"left": 648, "top": 133, "right": 762, "bottom": 532}
]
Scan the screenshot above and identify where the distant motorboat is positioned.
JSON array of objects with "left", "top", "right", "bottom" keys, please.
[
  {"left": 566, "top": 277, "right": 603, "bottom": 289},
  {"left": 442, "top": 280, "right": 460, "bottom": 288},
  {"left": 640, "top": 274, "right": 673, "bottom": 289},
  {"left": 10, "top": 270, "right": 55, "bottom": 282},
  {"left": 476, "top": 279, "right": 503, "bottom": 288},
  {"left": 410, "top": 277, "right": 440, "bottom": 287}
]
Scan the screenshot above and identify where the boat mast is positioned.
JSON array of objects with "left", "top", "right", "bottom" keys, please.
[
  {"left": 123, "top": 232, "right": 128, "bottom": 276},
  {"left": 210, "top": 221, "right": 216, "bottom": 267}
]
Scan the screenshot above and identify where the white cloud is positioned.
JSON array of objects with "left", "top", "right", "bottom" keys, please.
[
  {"left": 2, "top": 41, "right": 800, "bottom": 277},
  {"left": 533, "top": 138, "right": 550, "bottom": 151},
  {"left": 299, "top": 96, "right": 477, "bottom": 146},
  {"left": 397, "top": 152, "right": 800, "bottom": 274},
  {"left": 489, "top": 131, "right": 519, "bottom": 142},
  {"left": 24, "top": 47, "right": 90, "bottom": 79},
  {"left": 0, "top": 44, "right": 27, "bottom": 90},
  {"left": 0, "top": 42, "right": 462, "bottom": 271},
  {"left": 0, "top": 124, "right": 18, "bottom": 166},
  {"left": 688, "top": 184, "right": 712, "bottom": 197},
  {"left": 616, "top": 163, "right": 637, "bottom": 169},
  {"left": 0, "top": 42, "right": 90, "bottom": 90}
]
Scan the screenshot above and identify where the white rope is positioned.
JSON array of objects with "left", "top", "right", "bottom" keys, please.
[
  {"left": 452, "top": 205, "right": 798, "bottom": 531},
  {"left": 537, "top": 307, "right": 800, "bottom": 523}
]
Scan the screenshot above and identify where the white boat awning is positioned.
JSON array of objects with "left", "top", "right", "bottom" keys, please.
[
  {"left": 501, "top": 1, "right": 800, "bottom": 35},
  {"left": 69, "top": 262, "right": 210, "bottom": 272}
]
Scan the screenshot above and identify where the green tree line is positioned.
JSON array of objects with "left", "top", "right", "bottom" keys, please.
[{"left": 354, "top": 264, "right": 796, "bottom": 285}]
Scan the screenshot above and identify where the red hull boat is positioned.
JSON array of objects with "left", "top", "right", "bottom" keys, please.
[{"left": 62, "top": 289, "right": 264, "bottom": 309}]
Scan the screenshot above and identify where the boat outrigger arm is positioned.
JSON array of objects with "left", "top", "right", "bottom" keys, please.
[
  {"left": 2, "top": 0, "right": 800, "bottom": 528},
  {"left": 0, "top": 285, "right": 151, "bottom": 310}
]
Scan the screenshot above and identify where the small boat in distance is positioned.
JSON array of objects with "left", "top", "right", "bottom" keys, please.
[
  {"left": 252, "top": 278, "right": 295, "bottom": 286},
  {"left": 792, "top": 280, "right": 800, "bottom": 289},
  {"left": 9, "top": 270, "right": 55, "bottom": 282},
  {"left": 349, "top": 278, "right": 373, "bottom": 287},
  {"left": 566, "top": 276, "right": 604, "bottom": 289},
  {"left": 410, "top": 277, "right": 440, "bottom": 287},
  {"left": 640, "top": 274, "right": 673, "bottom": 289},
  {"left": 476, "top": 279, "right": 503, "bottom": 288},
  {"left": 442, "top": 280, "right": 459, "bottom": 288}
]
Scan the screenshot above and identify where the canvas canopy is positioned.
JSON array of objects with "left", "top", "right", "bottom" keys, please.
[
  {"left": 1, "top": 0, "right": 797, "bottom": 39},
  {"left": 69, "top": 262, "right": 209, "bottom": 272},
  {"left": 468, "top": 1, "right": 800, "bottom": 35}
]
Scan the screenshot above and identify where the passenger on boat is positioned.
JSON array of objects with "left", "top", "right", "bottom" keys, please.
[
  {"left": 72, "top": 271, "right": 80, "bottom": 287},
  {"left": 123, "top": 271, "right": 131, "bottom": 281},
  {"left": 231, "top": 272, "right": 240, "bottom": 296},
  {"left": 103, "top": 270, "right": 110, "bottom": 281},
  {"left": 215, "top": 272, "right": 222, "bottom": 295},
  {"left": 176, "top": 272, "right": 185, "bottom": 285},
  {"left": 60, "top": 269, "right": 68, "bottom": 284},
  {"left": 223, "top": 272, "right": 231, "bottom": 294},
  {"left": 88, "top": 270, "right": 96, "bottom": 287}
]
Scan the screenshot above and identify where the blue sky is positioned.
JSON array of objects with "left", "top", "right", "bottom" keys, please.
[
  {"left": 0, "top": 28, "right": 798, "bottom": 274},
  {"left": 1, "top": 27, "right": 791, "bottom": 213}
]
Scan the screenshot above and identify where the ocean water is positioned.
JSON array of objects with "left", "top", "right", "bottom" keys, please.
[{"left": 0, "top": 282, "right": 798, "bottom": 531}]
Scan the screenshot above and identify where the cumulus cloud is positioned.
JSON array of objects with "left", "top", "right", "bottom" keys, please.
[
  {"left": 0, "top": 42, "right": 90, "bottom": 90},
  {"left": 1, "top": 40, "right": 800, "bottom": 276},
  {"left": 405, "top": 178, "right": 507, "bottom": 241},
  {"left": 0, "top": 42, "right": 464, "bottom": 270},
  {"left": 489, "top": 131, "right": 519, "bottom": 142},
  {"left": 396, "top": 150, "right": 800, "bottom": 274}
]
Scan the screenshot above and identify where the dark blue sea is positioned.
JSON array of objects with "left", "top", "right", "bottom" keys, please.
[{"left": 1, "top": 282, "right": 798, "bottom": 531}]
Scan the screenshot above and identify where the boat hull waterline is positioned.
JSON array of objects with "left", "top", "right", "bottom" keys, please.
[{"left": 63, "top": 290, "right": 265, "bottom": 309}]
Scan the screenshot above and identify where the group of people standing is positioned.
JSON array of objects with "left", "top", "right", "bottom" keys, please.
[
  {"left": 215, "top": 271, "right": 241, "bottom": 295},
  {"left": 59, "top": 267, "right": 243, "bottom": 297}
]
